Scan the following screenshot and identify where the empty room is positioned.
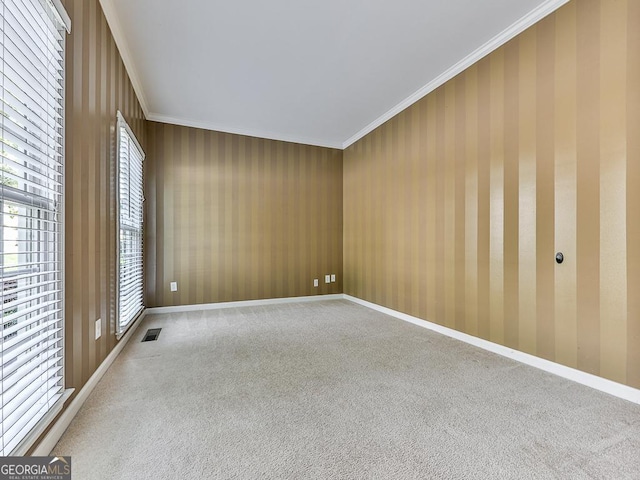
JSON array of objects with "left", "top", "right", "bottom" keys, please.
[{"left": 1, "top": 0, "right": 639, "bottom": 478}]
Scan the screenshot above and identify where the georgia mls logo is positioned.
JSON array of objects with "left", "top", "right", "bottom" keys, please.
[
  {"left": 48, "top": 457, "right": 70, "bottom": 474},
  {"left": 0, "top": 456, "right": 71, "bottom": 480}
]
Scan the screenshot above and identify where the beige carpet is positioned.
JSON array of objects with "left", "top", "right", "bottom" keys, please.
[{"left": 54, "top": 299, "right": 640, "bottom": 479}]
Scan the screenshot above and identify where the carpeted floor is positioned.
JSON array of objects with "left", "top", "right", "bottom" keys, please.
[{"left": 53, "top": 299, "right": 640, "bottom": 479}]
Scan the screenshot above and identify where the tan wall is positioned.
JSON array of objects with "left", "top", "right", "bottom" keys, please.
[
  {"left": 145, "top": 122, "right": 343, "bottom": 307},
  {"left": 344, "top": 0, "right": 640, "bottom": 388},
  {"left": 62, "top": 0, "right": 146, "bottom": 396}
]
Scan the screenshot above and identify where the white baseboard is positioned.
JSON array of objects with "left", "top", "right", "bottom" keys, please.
[
  {"left": 33, "top": 310, "right": 148, "bottom": 455},
  {"left": 33, "top": 294, "right": 339, "bottom": 454},
  {"left": 343, "top": 294, "right": 640, "bottom": 405},
  {"left": 145, "top": 294, "right": 344, "bottom": 315},
  {"left": 34, "top": 292, "right": 639, "bottom": 456}
]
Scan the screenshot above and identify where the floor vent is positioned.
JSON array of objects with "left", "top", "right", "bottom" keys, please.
[{"left": 142, "top": 328, "right": 161, "bottom": 342}]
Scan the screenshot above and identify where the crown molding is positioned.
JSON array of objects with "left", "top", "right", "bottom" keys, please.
[
  {"left": 99, "top": 0, "right": 568, "bottom": 151},
  {"left": 341, "top": 0, "right": 570, "bottom": 149},
  {"left": 99, "top": 0, "right": 150, "bottom": 118},
  {"left": 147, "top": 113, "right": 344, "bottom": 150}
]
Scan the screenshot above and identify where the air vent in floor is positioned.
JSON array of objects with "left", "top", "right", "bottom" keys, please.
[{"left": 142, "top": 328, "right": 161, "bottom": 342}]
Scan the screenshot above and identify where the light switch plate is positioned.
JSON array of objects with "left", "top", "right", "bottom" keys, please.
[
  {"left": 313, "top": 279, "right": 319, "bottom": 287},
  {"left": 325, "top": 275, "right": 331, "bottom": 283},
  {"left": 170, "top": 281, "right": 178, "bottom": 292},
  {"left": 331, "top": 274, "right": 336, "bottom": 283}
]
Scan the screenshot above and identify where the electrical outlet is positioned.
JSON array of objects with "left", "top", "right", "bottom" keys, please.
[
  {"left": 95, "top": 318, "right": 101, "bottom": 340},
  {"left": 325, "top": 275, "right": 331, "bottom": 284},
  {"left": 313, "top": 279, "right": 319, "bottom": 287},
  {"left": 170, "top": 281, "right": 178, "bottom": 292},
  {"left": 331, "top": 274, "right": 336, "bottom": 283}
]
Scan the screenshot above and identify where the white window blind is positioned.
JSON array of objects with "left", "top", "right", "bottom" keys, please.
[
  {"left": 117, "top": 112, "right": 144, "bottom": 335},
  {"left": 1, "top": 0, "right": 70, "bottom": 456}
]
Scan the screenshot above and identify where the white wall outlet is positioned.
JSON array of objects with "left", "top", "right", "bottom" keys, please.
[
  {"left": 95, "top": 318, "right": 101, "bottom": 340},
  {"left": 325, "top": 275, "right": 331, "bottom": 284},
  {"left": 331, "top": 274, "right": 336, "bottom": 283},
  {"left": 313, "top": 279, "right": 319, "bottom": 287},
  {"left": 170, "top": 281, "right": 178, "bottom": 292}
]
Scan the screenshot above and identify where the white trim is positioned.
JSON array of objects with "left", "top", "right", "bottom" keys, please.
[
  {"left": 115, "top": 307, "right": 144, "bottom": 340},
  {"left": 30, "top": 292, "right": 640, "bottom": 455},
  {"left": 99, "top": 0, "right": 150, "bottom": 117},
  {"left": 145, "top": 294, "right": 344, "bottom": 315},
  {"left": 12, "top": 389, "right": 73, "bottom": 456},
  {"left": 343, "top": 295, "right": 640, "bottom": 405},
  {"left": 60, "top": 3, "right": 69, "bottom": 431},
  {"left": 147, "top": 113, "right": 343, "bottom": 150},
  {"left": 341, "top": 0, "right": 570, "bottom": 149},
  {"left": 117, "top": 111, "right": 146, "bottom": 160},
  {"left": 32, "top": 310, "right": 147, "bottom": 456},
  {"left": 48, "top": 0, "right": 71, "bottom": 33}
]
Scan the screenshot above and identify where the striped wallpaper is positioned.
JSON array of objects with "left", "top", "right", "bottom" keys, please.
[
  {"left": 62, "top": 0, "right": 146, "bottom": 397},
  {"left": 344, "top": 0, "right": 640, "bottom": 388},
  {"left": 145, "top": 122, "right": 343, "bottom": 307}
]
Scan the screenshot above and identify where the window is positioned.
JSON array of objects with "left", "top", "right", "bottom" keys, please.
[
  {"left": 116, "top": 112, "right": 144, "bottom": 335},
  {"left": 1, "top": 0, "right": 70, "bottom": 456}
]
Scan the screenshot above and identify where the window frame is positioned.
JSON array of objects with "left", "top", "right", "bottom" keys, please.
[
  {"left": 0, "top": 0, "right": 72, "bottom": 456},
  {"left": 115, "top": 111, "right": 145, "bottom": 338}
]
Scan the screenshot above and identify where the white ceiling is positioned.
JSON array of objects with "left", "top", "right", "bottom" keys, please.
[{"left": 100, "top": 0, "right": 567, "bottom": 149}]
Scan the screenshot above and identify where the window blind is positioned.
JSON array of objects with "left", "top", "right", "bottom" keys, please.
[
  {"left": 117, "top": 112, "right": 144, "bottom": 335},
  {"left": 1, "top": 0, "right": 70, "bottom": 456}
]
